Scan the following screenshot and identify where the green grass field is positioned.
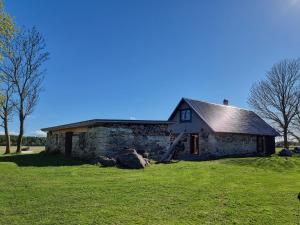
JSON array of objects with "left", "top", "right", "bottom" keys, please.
[{"left": 0, "top": 151, "right": 299, "bottom": 225}]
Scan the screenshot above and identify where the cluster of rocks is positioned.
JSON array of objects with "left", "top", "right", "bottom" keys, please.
[
  {"left": 279, "top": 149, "right": 293, "bottom": 157},
  {"left": 278, "top": 147, "right": 300, "bottom": 157},
  {"left": 92, "top": 148, "right": 150, "bottom": 169}
]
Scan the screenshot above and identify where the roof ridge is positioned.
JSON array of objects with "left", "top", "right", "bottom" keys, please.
[{"left": 183, "top": 97, "right": 253, "bottom": 113}]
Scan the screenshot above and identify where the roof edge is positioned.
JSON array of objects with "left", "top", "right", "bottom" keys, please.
[
  {"left": 183, "top": 97, "right": 254, "bottom": 112},
  {"left": 42, "top": 119, "right": 174, "bottom": 132},
  {"left": 183, "top": 98, "right": 217, "bottom": 132}
]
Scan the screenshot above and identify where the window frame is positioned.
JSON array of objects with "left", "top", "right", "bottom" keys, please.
[{"left": 179, "top": 108, "right": 192, "bottom": 122}]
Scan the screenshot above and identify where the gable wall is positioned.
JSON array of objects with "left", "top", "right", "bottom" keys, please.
[{"left": 169, "top": 101, "right": 212, "bottom": 134}]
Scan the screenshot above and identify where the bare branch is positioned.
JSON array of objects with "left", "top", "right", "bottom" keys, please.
[
  {"left": 0, "top": 26, "right": 49, "bottom": 152},
  {"left": 248, "top": 58, "right": 300, "bottom": 148}
]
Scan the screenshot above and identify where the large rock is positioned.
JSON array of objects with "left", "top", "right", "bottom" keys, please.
[
  {"left": 279, "top": 148, "right": 293, "bottom": 157},
  {"left": 97, "top": 156, "right": 116, "bottom": 167},
  {"left": 116, "top": 148, "right": 148, "bottom": 169},
  {"left": 294, "top": 147, "right": 300, "bottom": 154}
]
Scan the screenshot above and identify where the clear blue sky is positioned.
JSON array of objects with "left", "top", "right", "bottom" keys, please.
[{"left": 4, "top": 0, "right": 300, "bottom": 136}]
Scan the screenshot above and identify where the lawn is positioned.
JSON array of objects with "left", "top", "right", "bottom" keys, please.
[
  {"left": 0, "top": 146, "right": 45, "bottom": 154},
  {"left": 0, "top": 152, "right": 299, "bottom": 225}
]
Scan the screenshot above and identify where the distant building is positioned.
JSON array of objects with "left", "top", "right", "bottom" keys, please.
[{"left": 42, "top": 98, "right": 279, "bottom": 160}]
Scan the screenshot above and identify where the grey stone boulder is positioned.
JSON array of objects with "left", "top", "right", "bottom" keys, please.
[
  {"left": 279, "top": 148, "right": 293, "bottom": 157},
  {"left": 294, "top": 147, "right": 300, "bottom": 154},
  {"left": 116, "top": 148, "right": 148, "bottom": 169},
  {"left": 97, "top": 156, "right": 116, "bottom": 167}
]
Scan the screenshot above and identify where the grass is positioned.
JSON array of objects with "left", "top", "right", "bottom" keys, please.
[
  {"left": 0, "top": 152, "right": 299, "bottom": 225},
  {"left": 0, "top": 146, "right": 45, "bottom": 154}
]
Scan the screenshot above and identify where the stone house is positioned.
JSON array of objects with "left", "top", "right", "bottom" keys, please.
[
  {"left": 168, "top": 98, "right": 279, "bottom": 158},
  {"left": 42, "top": 98, "right": 279, "bottom": 160},
  {"left": 42, "top": 120, "right": 172, "bottom": 160}
]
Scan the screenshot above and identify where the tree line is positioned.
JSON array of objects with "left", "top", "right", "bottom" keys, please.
[
  {"left": 0, "top": 0, "right": 49, "bottom": 154},
  {"left": 248, "top": 58, "right": 300, "bottom": 148},
  {"left": 0, "top": 135, "right": 46, "bottom": 146}
]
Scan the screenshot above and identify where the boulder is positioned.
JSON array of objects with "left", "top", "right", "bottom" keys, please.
[
  {"left": 116, "top": 148, "right": 148, "bottom": 169},
  {"left": 279, "top": 148, "right": 293, "bottom": 157},
  {"left": 97, "top": 156, "right": 116, "bottom": 167},
  {"left": 294, "top": 147, "right": 300, "bottom": 154}
]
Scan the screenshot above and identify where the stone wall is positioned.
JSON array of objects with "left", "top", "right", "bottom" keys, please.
[
  {"left": 46, "top": 123, "right": 171, "bottom": 160},
  {"left": 206, "top": 133, "right": 257, "bottom": 156},
  {"left": 46, "top": 124, "right": 258, "bottom": 160},
  {"left": 46, "top": 132, "right": 66, "bottom": 154},
  {"left": 174, "top": 132, "right": 257, "bottom": 158}
]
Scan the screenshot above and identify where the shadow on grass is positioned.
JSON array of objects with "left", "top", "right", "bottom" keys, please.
[
  {"left": 221, "top": 155, "right": 300, "bottom": 172},
  {"left": 0, "top": 151, "right": 86, "bottom": 167},
  {"left": 155, "top": 160, "right": 181, "bottom": 164}
]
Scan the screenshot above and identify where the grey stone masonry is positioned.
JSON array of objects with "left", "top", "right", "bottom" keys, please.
[
  {"left": 205, "top": 133, "right": 257, "bottom": 156},
  {"left": 46, "top": 123, "right": 171, "bottom": 160},
  {"left": 173, "top": 132, "right": 257, "bottom": 158}
]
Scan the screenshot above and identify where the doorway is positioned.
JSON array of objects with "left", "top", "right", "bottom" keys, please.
[
  {"left": 190, "top": 134, "right": 199, "bottom": 155},
  {"left": 257, "top": 136, "right": 265, "bottom": 153},
  {"left": 65, "top": 132, "right": 73, "bottom": 157}
]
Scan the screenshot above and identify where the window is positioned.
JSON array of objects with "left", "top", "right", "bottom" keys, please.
[{"left": 180, "top": 109, "right": 191, "bottom": 122}]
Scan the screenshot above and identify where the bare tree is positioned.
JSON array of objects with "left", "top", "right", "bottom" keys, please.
[
  {"left": 0, "top": 27, "right": 49, "bottom": 153},
  {"left": 248, "top": 59, "right": 300, "bottom": 148},
  {"left": 0, "top": 74, "right": 14, "bottom": 154},
  {"left": 0, "top": 0, "right": 15, "bottom": 153},
  {"left": 290, "top": 108, "right": 300, "bottom": 143}
]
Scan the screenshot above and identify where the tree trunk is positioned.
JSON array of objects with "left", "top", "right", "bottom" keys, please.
[
  {"left": 4, "top": 114, "right": 10, "bottom": 154},
  {"left": 16, "top": 109, "right": 24, "bottom": 153},
  {"left": 283, "top": 127, "right": 288, "bottom": 149}
]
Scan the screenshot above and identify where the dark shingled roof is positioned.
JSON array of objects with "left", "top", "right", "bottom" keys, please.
[
  {"left": 41, "top": 119, "right": 174, "bottom": 132},
  {"left": 170, "top": 98, "right": 279, "bottom": 136}
]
